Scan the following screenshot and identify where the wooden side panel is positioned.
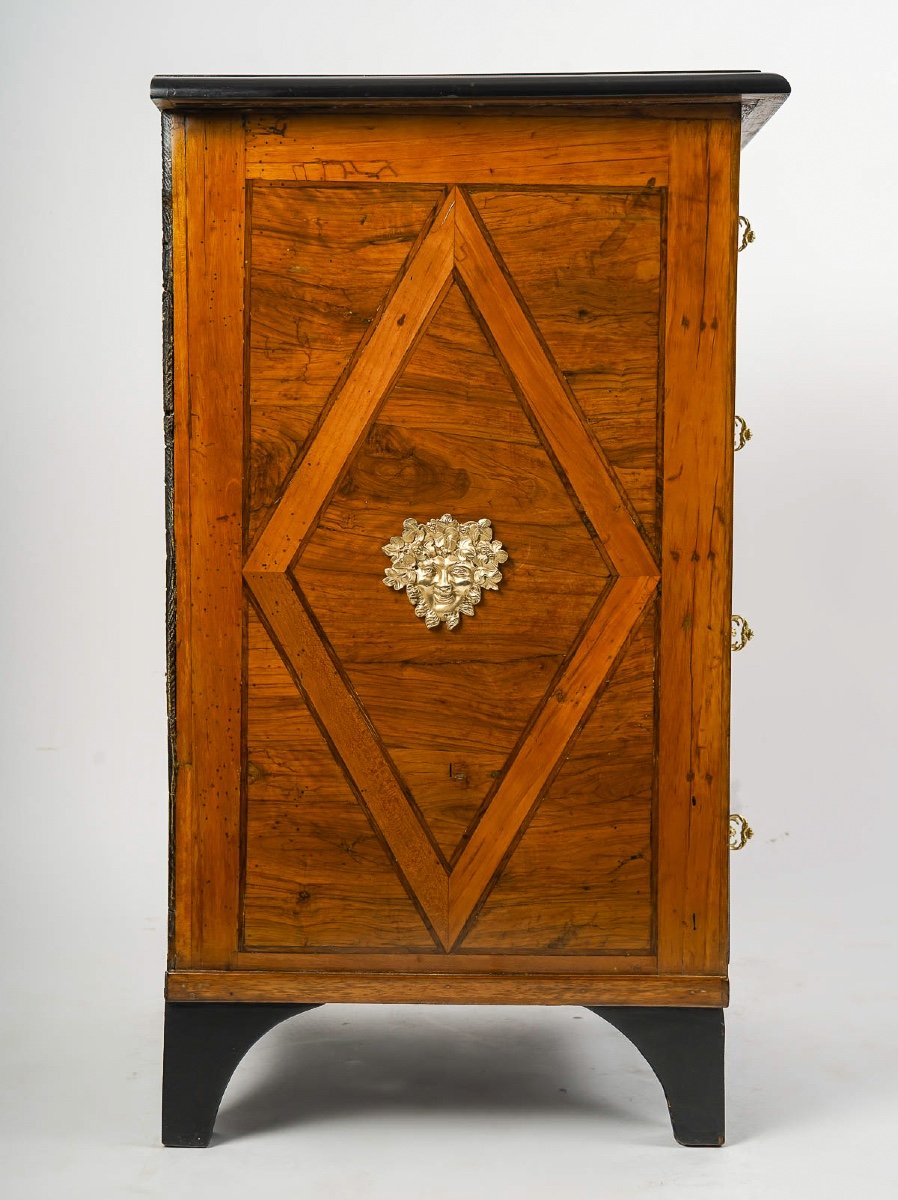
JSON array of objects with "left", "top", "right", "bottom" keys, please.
[
  {"left": 446, "top": 575, "right": 657, "bottom": 946},
  {"left": 293, "top": 282, "right": 611, "bottom": 860},
  {"left": 453, "top": 191, "right": 658, "bottom": 580},
  {"left": 240, "top": 171, "right": 662, "bottom": 963},
  {"left": 462, "top": 606, "right": 656, "bottom": 952},
  {"left": 171, "top": 115, "right": 245, "bottom": 967},
  {"left": 242, "top": 607, "right": 436, "bottom": 950},
  {"left": 245, "top": 571, "right": 451, "bottom": 946},
  {"left": 656, "top": 120, "right": 739, "bottom": 976},
  {"left": 248, "top": 183, "right": 445, "bottom": 539},
  {"left": 244, "top": 190, "right": 456, "bottom": 576},
  {"left": 168, "top": 109, "right": 738, "bottom": 989},
  {"left": 245, "top": 113, "right": 670, "bottom": 187},
  {"left": 168, "top": 969, "right": 727, "bottom": 1007},
  {"left": 234, "top": 951, "right": 657, "bottom": 974},
  {"left": 470, "top": 188, "right": 662, "bottom": 551}
]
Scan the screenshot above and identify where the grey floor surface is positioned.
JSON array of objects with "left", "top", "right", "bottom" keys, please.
[{"left": 3, "top": 885, "right": 896, "bottom": 1200}]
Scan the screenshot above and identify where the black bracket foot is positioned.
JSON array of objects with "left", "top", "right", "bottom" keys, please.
[
  {"left": 587, "top": 1006, "right": 725, "bottom": 1146},
  {"left": 163, "top": 1002, "right": 722, "bottom": 1147},
  {"left": 162, "top": 1001, "right": 322, "bottom": 1147}
]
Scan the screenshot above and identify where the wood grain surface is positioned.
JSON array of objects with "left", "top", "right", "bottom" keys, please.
[
  {"left": 233, "top": 951, "right": 658, "bottom": 973},
  {"left": 294, "top": 282, "right": 612, "bottom": 860},
  {"left": 462, "top": 607, "right": 657, "bottom": 952},
  {"left": 453, "top": 190, "right": 658, "bottom": 580},
  {"left": 244, "top": 179, "right": 659, "bottom": 956},
  {"left": 245, "top": 189, "right": 456, "bottom": 575},
  {"left": 446, "top": 575, "right": 657, "bottom": 946},
  {"left": 170, "top": 115, "right": 245, "bottom": 968},
  {"left": 655, "top": 120, "right": 739, "bottom": 976},
  {"left": 167, "top": 969, "right": 728, "bottom": 1006},
  {"left": 242, "top": 606, "right": 437, "bottom": 950},
  {"left": 244, "top": 570, "right": 451, "bottom": 946},
  {"left": 470, "top": 188, "right": 663, "bottom": 551},
  {"left": 245, "top": 113, "right": 670, "bottom": 187},
  {"left": 168, "top": 108, "right": 740, "bottom": 999},
  {"left": 169, "top": 114, "right": 191, "bottom": 964},
  {"left": 248, "top": 183, "right": 445, "bottom": 540}
]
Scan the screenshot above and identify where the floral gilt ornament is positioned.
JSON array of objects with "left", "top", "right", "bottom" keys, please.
[{"left": 382, "top": 514, "right": 508, "bottom": 629}]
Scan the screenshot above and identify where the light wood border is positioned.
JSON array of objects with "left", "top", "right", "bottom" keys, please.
[
  {"left": 167, "top": 969, "right": 727, "bottom": 1006},
  {"left": 234, "top": 952, "right": 658, "bottom": 974},
  {"left": 245, "top": 112, "right": 671, "bottom": 187},
  {"left": 170, "top": 114, "right": 246, "bottom": 968},
  {"left": 656, "top": 119, "right": 740, "bottom": 976}
]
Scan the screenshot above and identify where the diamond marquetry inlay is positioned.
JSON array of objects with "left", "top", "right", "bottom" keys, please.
[{"left": 244, "top": 187, "right": 659, "bottom": 949}]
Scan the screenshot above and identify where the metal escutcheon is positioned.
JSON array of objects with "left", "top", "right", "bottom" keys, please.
[{"left": 382, "top": 514, "right": 507, "bottom": 631}]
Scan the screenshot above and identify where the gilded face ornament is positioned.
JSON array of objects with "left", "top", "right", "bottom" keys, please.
[{"left": 382, "top": 514, "right": 508, "bottom": 629}]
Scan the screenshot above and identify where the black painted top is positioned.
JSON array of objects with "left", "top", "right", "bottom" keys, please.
[{"left": 150, "top": 72, "right": 789, "bottom": 142}]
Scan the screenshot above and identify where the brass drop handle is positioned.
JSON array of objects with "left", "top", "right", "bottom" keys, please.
[
  {"left": 738, "top": 215, "right": 755, "bottom": 252},
  {"left": 729, "top": 814, "right": 754, "bottom": 851},
  {"left": 731, "top": 614, "right": 754, "bottom": 652},
  {"left": 734, "top": 414, "right": 752, "bottom": 451}
]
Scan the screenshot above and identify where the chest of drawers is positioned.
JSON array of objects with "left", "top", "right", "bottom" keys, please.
[{"left": 152, "top": 71, "right": 788, "bottom": 1147}]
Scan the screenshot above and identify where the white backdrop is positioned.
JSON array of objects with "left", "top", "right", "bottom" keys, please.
[{"left": 1, "top": 2, "right": 896, "bottom": 1197}]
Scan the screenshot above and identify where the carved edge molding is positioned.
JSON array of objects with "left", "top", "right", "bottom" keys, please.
[{"left": 161, "top": 111, "right": 177, "bottom": 953}]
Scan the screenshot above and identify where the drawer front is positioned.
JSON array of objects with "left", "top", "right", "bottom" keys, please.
[{"left": 166, "top": 110, "right": 738, "bottom": 1000}]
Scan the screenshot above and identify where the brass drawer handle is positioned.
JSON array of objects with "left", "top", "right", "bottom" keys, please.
[
  {"left": 738, "top": 215, "right": 755, "bottom": 252},
  {"left": 734, "top": 414, "right": 752, "bottom": 451},
  {"left": 729, "top": 814, "right": 754, "bottom": 850},
  {"left": 731, "top": 614, "right": 754, "bottom": 652}
]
